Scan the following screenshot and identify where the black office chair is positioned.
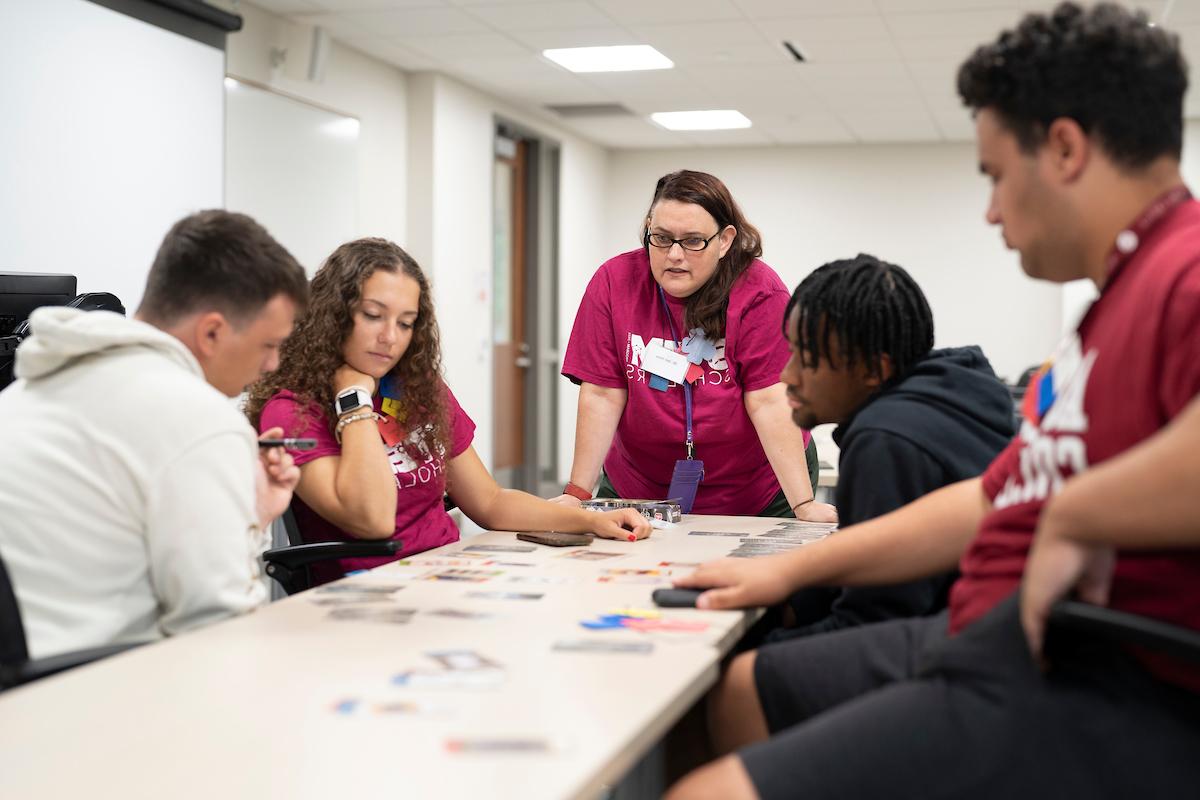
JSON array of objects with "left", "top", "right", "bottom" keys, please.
[
  {"left": 1047, "top": 600, "right": 1200, "bottom": 664},
  {"left": 261, "top": 504, "right": 402, "bottom": 595},
  {"left": 0, "top": 553, "right": 142, "bottom": 691}
]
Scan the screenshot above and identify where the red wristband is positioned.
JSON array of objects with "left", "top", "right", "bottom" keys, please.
[{"left": 563, "top": 481, "right": 593, "bottom": 501}]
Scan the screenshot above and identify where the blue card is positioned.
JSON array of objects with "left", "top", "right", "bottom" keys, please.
[{"left": 648, "top": 373, "right": 670, "bottom": 392}]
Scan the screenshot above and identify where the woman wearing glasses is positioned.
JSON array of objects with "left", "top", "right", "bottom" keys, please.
[{"left": 555, "top": 170, "right": 837, "bottom": 522}]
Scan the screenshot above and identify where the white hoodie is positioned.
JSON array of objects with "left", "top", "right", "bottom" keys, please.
[{"left": 0, "top": 308, "right": 267, "bottom": 658}]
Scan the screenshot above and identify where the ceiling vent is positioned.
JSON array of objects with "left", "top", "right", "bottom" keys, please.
[
  {"left": 782, "top": 41, "right": 807, "bottom": 62},
  {"left": 545, "top": 103, "right": 635, "bottom": 118}
]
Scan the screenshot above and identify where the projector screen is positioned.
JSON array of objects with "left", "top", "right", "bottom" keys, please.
[{"left": 0, "top": 0, "right": 225, "bottom": 313}]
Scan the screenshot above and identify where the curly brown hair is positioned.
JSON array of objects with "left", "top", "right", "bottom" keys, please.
[
  {"left": 245, "top": 238, "right": 448, "bottom": 453},
  {"left": 640, "top": 170, "right": 763, "bottom": 341}
]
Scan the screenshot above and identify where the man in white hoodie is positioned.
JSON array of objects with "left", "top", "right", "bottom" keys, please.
[{"left": 0, "top": 210, "right": 308, "bottom": 658}]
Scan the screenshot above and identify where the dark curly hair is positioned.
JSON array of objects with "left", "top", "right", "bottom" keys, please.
[
  {"left": 640, "top": 170, "right": 763, "bottom": 341},
  {"left": 784, "top": 254, "right": 934, "bottom": 382},
  {"left": 245, "top": 238, "right": 447, "bottom": 453},
  {"left": 957, "top": 2, "right": 1187, "bottom": 168}
]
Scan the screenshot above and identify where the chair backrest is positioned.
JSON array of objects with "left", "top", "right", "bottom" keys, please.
[
  {"left": 0, "top": 552, "right": 30, "bottom": 670},
  {"left": 281, "top": 503, "right": 305, "bottom": 547}
]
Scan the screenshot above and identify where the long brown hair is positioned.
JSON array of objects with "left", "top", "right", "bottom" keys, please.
[
  {"left": 641, "top": 170, "right": 763, "bottom": 340},
  {"left": 245, "top": 238, "right": 448, "bottom": 452}
]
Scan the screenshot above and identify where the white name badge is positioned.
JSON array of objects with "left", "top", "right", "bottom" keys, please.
[{"left": 642, "top": 343, "right": 689, "bottom": 384}]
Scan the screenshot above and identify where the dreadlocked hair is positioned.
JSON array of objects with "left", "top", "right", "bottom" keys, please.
[
  {"left": 784, "top": 254, "right": 934, "bottom": 382},
  {"left": 640, "top": 170, "right": 763, "bottom": 341},
  {"left": 245, "top": 238, "right": 448, "bottom": 455}
]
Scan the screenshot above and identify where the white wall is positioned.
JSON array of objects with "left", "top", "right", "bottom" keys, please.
[
  {"left": 605, "top": 144, "right": 1064, "bottom": 385},
  {"left": 403, "top": 73, "right": 610, "bottom": 480},
  {"left": 1, "top": 0, "right": 224, "bottom": 311},
  {"left": 225, "top": 2, "right": 408, "bottom": 260}
]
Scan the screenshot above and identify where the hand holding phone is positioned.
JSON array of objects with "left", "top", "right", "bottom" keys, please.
[{"left": 258, "top": 437, "right": 318, "bottom": 450}]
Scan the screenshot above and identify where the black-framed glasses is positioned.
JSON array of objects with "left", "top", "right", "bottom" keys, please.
[{"left": 645, "top": 230, "right": 721, "bottom": 252}]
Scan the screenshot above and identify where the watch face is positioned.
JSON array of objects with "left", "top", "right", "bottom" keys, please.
[{"left": 337, "top": 392, "right": 363, "bottom": 415}]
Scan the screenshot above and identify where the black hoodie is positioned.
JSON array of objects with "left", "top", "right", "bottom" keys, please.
[{"left": 774, "top": 346, "right": 1015, "bottom": 640}]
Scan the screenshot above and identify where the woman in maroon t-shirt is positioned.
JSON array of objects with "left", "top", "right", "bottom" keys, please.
[
  {"left": 245, "top": 238, "right": 648, "bottom": 583},
  {"left": 557, "top": 170, "right": 838, "bottom": 520}
]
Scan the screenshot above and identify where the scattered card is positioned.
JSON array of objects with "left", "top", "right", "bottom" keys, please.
[
  {"left": 423, "top": 569, "right": 503, "bottom": 583},
  {"left": 327, "top": 607, "right": 416, "bottom": 624},
  {"left": 446, "top": 737, "right": 553, "bottom": 754},
  {"left": 462, "top": 544, "right": 537, "bottom": 554},
  {"left": 466, "top": 591, "right": 544, "bottom": 601},
  {"left": 687, "top": 531, "right": 745, "bottom": 537},
  {"left": 552, "top": 640, "right": 654, "bottom": 654},
  {"left": 560, "top": 550, "right": 624, "bottom": 561},
  {"left": 427, "top": 649, "right": 502, "bottom": 671},
  {"left": 425, "top": 608, "right": 495, "bottom": 620},
  {"left": 314, "top": 583, "right": 405, "bottom": 595}
]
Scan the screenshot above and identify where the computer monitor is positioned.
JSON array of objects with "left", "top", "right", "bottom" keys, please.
[{"left": 0, "top": 272, "right": 77, "bottom": 337}]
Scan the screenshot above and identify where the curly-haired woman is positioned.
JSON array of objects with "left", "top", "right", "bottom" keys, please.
[{"left": 246, "top": 238, "right": 648, "bottom": 584}]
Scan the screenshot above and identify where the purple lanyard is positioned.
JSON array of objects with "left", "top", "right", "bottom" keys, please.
[{"left": 657, "top": 285, "right": 695, "bottom": 459}]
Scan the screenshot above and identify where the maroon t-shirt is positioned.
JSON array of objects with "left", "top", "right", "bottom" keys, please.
[
  {"left": 561, "top": 249, "right": 806, "bottom": 515},
  {"left": 261, "top": 384, "right": 475, "bottom": 584},
  {"left": 949, "top": 195, "right": 1200, "bottom": 691}
]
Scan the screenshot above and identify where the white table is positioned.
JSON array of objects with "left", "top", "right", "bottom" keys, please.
[{"left": 0, "top": 515, "right": 805, "bottom": 799}]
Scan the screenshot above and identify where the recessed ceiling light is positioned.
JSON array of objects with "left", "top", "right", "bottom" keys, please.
[
  {"left": 650, "top": 110, "right": 752, "bottom": 131},
  {"left": 542, "top": 45, "right": 673, "bottom": 73}
]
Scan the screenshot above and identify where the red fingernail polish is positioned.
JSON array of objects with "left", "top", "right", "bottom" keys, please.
[{"left": 628, "top": 534, "right": 636, "bottom": 542}]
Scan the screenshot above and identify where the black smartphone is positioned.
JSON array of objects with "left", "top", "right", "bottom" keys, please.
[
  {"left": 258, "top": 437, "right": 318, "bottom": 450},
  {"left": 516, "top": 531, "right": 593, "bottom": 547},
  {"left": 652, "top": 588, "right": 705, "bottom": 608}
]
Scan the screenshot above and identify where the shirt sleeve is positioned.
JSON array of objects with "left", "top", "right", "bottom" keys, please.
[
  {"left": 980, "top": 437, "right": 1021, "bottom": 502},
  {"left": 444, "top": 385, "right": 477, "bottom": 458},
  {"left": 1159, "top": 262, "right": 1200, "bottom": 417},
  {"left": 261, "top": 393, "right": 339, "bottom": 467},
  {"left": 145, "top": 429, "right": 268, "bottom": 637},
  {"left": 731, "top": 288, "right": 791, "bottom": 393},
  {"left": 561, "top": 266, "right": 625, "bottom": 389}
]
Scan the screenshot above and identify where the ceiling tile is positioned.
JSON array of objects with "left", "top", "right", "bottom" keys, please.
[
  {"left": 506, "top": 26, "right": 641, "bottom": 49},
  {"left": 732, "top": 0, "right": 878, "bottom": 18},
  {"left": 753, "top": 111, "right": 854, "bottom": 144},
  {"left": 767, "top": 15, "right": 892, "bottom": 41},
  {"left": 340, "top": 36, "right": 444, "bottom": 70},
  {"left": 895, "top": 36, "right": 980, "bottom": 62},
  {"left": 876, "top": 0, "right": 1019, "bottom": 12},
  {"left": 677, "top": 127, "right": 774, "bottom": 146},
  {"left": 932, "top": 110, "right": 975, "bottom": 142},
  {"left": 817, "top": 89, "right": 927, "bottom": 114},
  {"left": 632, "top": 19, "right": 771, "bottom": 51},
  {"left": 293, "top": 12, "right": 377, "bottom": 39},
  {"left": 396, "top": 31, "right": 531, "bottom": 60},
  {"left": 245, "top": 0, "right": 324, "bottom": 14},
  {"left": 465, "top": 1, "right": 613, "bottom": 31},
  {"left": 591, "top": 0, "right": 742, "bottom": 26},
  {"left": 307, "top": 0, "right": 451, "bottom": 10},
  {"left": 555, "top": 115, "right": 692, "bottom": 148},
  {"left": 884, "top": 10, "right": 1020, "bottom": 40},
  {"left": 840, "top": 110, "right": 941, "bottom": 142},
  {"left": 306, "top": 7, "right": 487, "bottom": 37},
  {"left": 794, "top": 37, "right": 902, "bottom": 62}
]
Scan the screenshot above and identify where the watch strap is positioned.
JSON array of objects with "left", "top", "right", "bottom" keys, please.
[{"left": 563, "top": 481, "right": 593, "bottom": 501}]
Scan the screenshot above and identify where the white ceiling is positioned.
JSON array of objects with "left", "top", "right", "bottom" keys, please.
[{"left": 243, "top": 0, "right": 1200, "bottom": 149}]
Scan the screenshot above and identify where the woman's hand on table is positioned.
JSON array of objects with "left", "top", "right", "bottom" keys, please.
[
  {"left": 672, "top": 556, "right": 793, "bottom": 610},
  {"left": 795, "top": 500, "right": 838, "bottom": 524},
  {"left": 588, "top": 508, "right": 652, "bottom": 541}
]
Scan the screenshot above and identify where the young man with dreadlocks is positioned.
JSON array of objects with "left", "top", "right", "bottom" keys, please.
[
  {"left": 766, "top": 255, "right": 1013, "bottom": 644},
  {"left": 668, "top": 3, "right": 1200, "bottom": 798}
]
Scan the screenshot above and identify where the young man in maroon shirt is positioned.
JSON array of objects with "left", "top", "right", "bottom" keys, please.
[{"left": 667, "top": 4, "right": 1200, "bottom": 799}]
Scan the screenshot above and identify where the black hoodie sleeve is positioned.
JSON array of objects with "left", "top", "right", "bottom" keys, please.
[{"left": 783, "top": 430, "right": 955, "bottom": 639}]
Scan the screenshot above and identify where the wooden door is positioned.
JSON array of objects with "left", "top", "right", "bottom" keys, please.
[{"left": 492, "top": 137, "right": 529, "bottom": 487}]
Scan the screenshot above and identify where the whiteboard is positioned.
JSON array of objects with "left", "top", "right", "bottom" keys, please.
[
  {"left": 0, "top": 0, "right": 225, "bottom": 312},
  {"left": 224, "top": 79, "right": 359, "bottom": 275}
]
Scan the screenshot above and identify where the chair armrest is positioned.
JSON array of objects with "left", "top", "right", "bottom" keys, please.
[
  {"left": 262, "top": 540, "right": 402, "bottom": 571},
  {"left": 5, "top": 642, "right": 144, "bottom": 689},
  {"left": 1048, "top": 601, "right": 1200, "bottom": 664}
]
